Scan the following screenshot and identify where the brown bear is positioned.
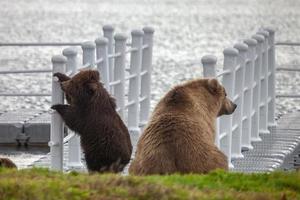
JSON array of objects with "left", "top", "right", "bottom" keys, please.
[
  {"left": 52, "top": 70, "right": 132, "bottom": 173},
  {"left": 129, "top": 78, "right": 236, "bottom": 175},
  {"left": 0, "top": 157, "right": 17, "bottom": 168}
]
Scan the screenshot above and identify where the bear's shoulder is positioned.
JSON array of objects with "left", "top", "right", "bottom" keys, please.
[{"left": 163, "top": 86, "right": 189, "bottom": 106}]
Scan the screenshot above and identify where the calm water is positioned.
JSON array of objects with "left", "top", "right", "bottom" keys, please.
[{"left": 0, "top": 0, "right": 300, "bottom": 167}]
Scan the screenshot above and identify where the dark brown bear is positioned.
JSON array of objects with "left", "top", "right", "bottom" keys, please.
[
  {"left": 0, "top": 157, "right": 17, "bottom": 168},
  {"left": 129, "top": 78, "right": 236, "bottom": 175},
  {"left": 52, "top": 70, "right": 132, "bottom": 173}
]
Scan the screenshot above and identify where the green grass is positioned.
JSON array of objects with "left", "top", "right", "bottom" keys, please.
[{"left": 0, "top": 168, "right": 299, "bottom": 200}]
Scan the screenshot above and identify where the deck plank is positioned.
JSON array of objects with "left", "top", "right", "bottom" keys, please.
[{"left": 232, "top": 112, "right": 300, "bottom": 172}]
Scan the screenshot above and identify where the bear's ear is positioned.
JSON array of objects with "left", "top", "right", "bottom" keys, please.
[
  {"left": 207, "top": 78, "right": 221, "bottom": 94},
  {"left": 89, "top": 70, "right": 100, "bottom": 81}
]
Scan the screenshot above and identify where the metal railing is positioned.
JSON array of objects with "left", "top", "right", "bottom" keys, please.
[
  {"left": 0, "top": 42, "right": 81, "bottom": 97},
  {"left": 275, "top": 42, "right": 300, "bottom": 98},
  {"left": 0, "top": 42, "right": 81, "bottom": 47},
  {"left": 275, "top": 42, "right": 300, "bottom": 46},
  {"left": 49, "top": 25, "right": 154, "bottom": 171},
  {"left": 2, "top": 25, "right": 298, "bottom": 171},
  {"left": 201, "top": 28, "right": 276, "bottom": 168}
]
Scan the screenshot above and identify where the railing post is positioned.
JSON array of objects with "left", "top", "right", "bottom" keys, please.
[
  {"left": 81, "top": 41, "right": 96, "bottom": 68},
  {"left": 139, "top": 27, "right": 154, "bottom": 128},
  {"left": 220, "top": 47, "right": 239, "bottom": 168},
  {"left": 63, "top": 47, "right": 78, "bottom": 73},
  {"left": 265, "top": 28, "right": 276, "bottom": 128},
  {"left": 251, "top": 34, "right": 264, "bottom": 142},
  {"left": 62, "top": 47, "right": 83, "bottom": 170},
  {"left": 50, "top": 55, "right": 67, "bottom": 171},
  {"left": 257, "top": 30, "right": 270, "bottom": 134},
  {"left": 95, "top": 37, "right": 110, "bottom": 89},
  {"left": 103, "top": 25, "right": 115, "bottom": 84},
  {"left": 114, "top": 33, "right": 127, "bottom": 119},
  {"left": 202, "top": 55, "right": 217, "bottom": 77},
  {"left": 201, "top": 55, "right": 219, "bottom": 146},
  {"left": 128, "top": 30, "right": 144, "bottom": 147},
  {"left": 231, "top": 43, "right": 248, "bottom": 159},
  {"left": 242, "top": 38, "right": 257, "bottom": 150}
]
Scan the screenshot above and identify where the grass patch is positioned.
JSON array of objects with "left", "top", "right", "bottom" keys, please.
[{"left": 0, "top": 168, "right": 299, "bottom": 199}]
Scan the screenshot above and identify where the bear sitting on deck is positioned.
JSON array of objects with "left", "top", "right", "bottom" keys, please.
[
  {"left": 51, "top": 70, "right": 132, "bottom": 173},
  {"left": 0, "top": 157, "right": 17, "bottom": 168},
  {"left": 129, "top": 78, "right": 236, "bottom": 175}
]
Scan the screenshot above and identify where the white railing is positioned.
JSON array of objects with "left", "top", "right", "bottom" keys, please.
[
  {"left": 0, "top": 43, "right": 81, "bottom": 97},
  {"left": 201, "top": 28, "right": 276, "bottom": 168},
  {"left": 49, "top": 25, "right": 154, "bottom": 171},
  {"left": 275, "top": 42, "right": 300, "bottom": 98},
  {"left": 3, "top": 25, "right": 300, "bottom": 171}
]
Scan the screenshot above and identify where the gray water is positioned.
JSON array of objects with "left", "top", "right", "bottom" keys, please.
[
  {"left": 0, "top": 145, "right": 49, "bottom": 169},
  {"left": 0, "top": 0, "right": 300, "bottom": 167}
]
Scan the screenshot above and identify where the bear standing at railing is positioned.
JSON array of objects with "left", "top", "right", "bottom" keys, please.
[
  {"left": 129, "top": 78, "right": 236, "bottom": 175},
  {"left": 51, "top": 70, "right": 132, "bottom": 173}
]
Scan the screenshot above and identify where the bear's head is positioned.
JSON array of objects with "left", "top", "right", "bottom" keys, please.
[
  {"left": 0, "top": 158, "right": 17, "bottom": 168},
  {"left": 163, "top": 78, "right": 236, "bottom": 118},
  {"left": 61, "top": 70, "right": 101, "bottom": 106},
  {"left": 205, "top": 78, "right": 237, "bottom": 116}
]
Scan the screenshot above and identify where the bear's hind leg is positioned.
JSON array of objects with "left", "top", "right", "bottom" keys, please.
[{"left": 206, "top": 146, "right": 228, "bottom": 171}]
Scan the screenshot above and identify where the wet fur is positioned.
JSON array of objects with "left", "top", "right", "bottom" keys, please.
[
  {"left": 0, "top": 158, "right": 17, "bottom": 168},
  {"left": 52, "top": 70, "right": 132, "bottom": 173}
]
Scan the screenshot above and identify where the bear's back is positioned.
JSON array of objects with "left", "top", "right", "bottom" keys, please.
[{"left": 129, "top": 80, "right": 228, "bottom": 175}]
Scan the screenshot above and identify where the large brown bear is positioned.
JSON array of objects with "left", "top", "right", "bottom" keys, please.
[
  {"left": 129, "top": 78, "right": 236, "bottom": 175},
  {"left": 0, "top": 157, "right": 17, "bottom": 168},
  {"left": 52, "top": 70, "right": 132, "bottom": 173}
]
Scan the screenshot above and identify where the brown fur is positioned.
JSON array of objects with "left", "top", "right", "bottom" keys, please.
[
  {"left": 0, "top": 157, "right": 17, "bottom": 168},
  {"left": 129, "top": 78, "right": 236, "bottom": 175},
  {"left": 52, "top": 70, "right": 132, "bottom": 173}
]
